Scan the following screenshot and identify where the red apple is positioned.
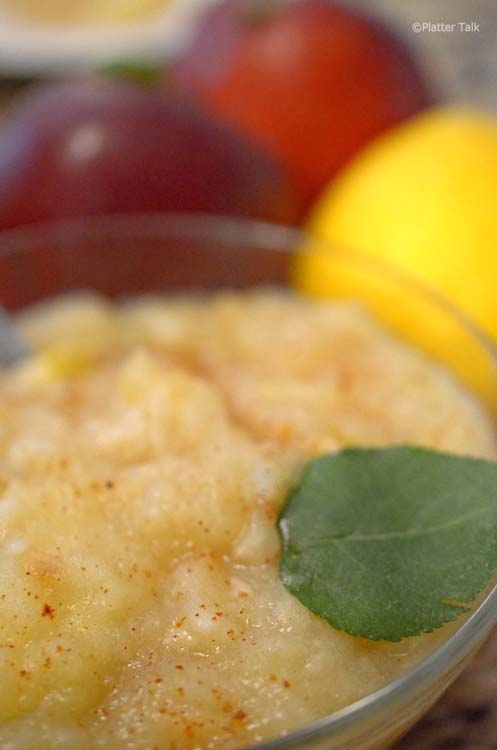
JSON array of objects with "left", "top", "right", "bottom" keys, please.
[
  {"left": 0, "top": 77, "right": 299, "bottom": 230},
  {"left": 172, "top": 0, "right": 433, "bottom": 211}
]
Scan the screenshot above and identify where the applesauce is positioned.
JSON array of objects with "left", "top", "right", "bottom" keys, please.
[{"left": 0, "top": 290, "right": 495, "bottom": 750}]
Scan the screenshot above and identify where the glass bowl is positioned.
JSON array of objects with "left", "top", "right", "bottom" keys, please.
[{"left": 1, "top": 212, "right": 497, "bottom": 750}]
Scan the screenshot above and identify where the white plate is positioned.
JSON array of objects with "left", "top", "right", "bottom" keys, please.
[{"left": 0, "top": 0, "right": 216, "bottom": 76}]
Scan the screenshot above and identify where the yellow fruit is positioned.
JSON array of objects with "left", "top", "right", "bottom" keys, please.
[{"left": 295, "top": 108, "right": 497, "bottom": 407}]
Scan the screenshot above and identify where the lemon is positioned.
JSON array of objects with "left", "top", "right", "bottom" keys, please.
[{"left": 295, "top": 108, "right": 497, "bottom": 407}]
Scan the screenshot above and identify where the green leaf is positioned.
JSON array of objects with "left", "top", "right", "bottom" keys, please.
[{"left": 278, "top": 446, "right": 497, "bottom": 642}]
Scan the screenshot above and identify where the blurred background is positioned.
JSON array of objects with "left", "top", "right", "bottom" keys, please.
[
  {"left": 0, "top": 0, "right": 496, "bottom": 264},
  {"left": 329, "top": 0, "right": 497, "bottom": 109},
  {"left": 1, "top": 0, "right": 496, "bottom": 359},
  {"left": 0, "top": 0, "right": 495, "bottom": 105},
  {"left": 0, "top": 2, "right": 496, "bottom": 747}
]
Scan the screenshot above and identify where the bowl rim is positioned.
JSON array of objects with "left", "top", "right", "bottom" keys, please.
[{"left": 1, "top": 211, "right": 497, "bottom": 749}]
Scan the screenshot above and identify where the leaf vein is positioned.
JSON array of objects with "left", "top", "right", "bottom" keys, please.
[{"left": 303, "top": 504, "right": 496, "bottom": 546}]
